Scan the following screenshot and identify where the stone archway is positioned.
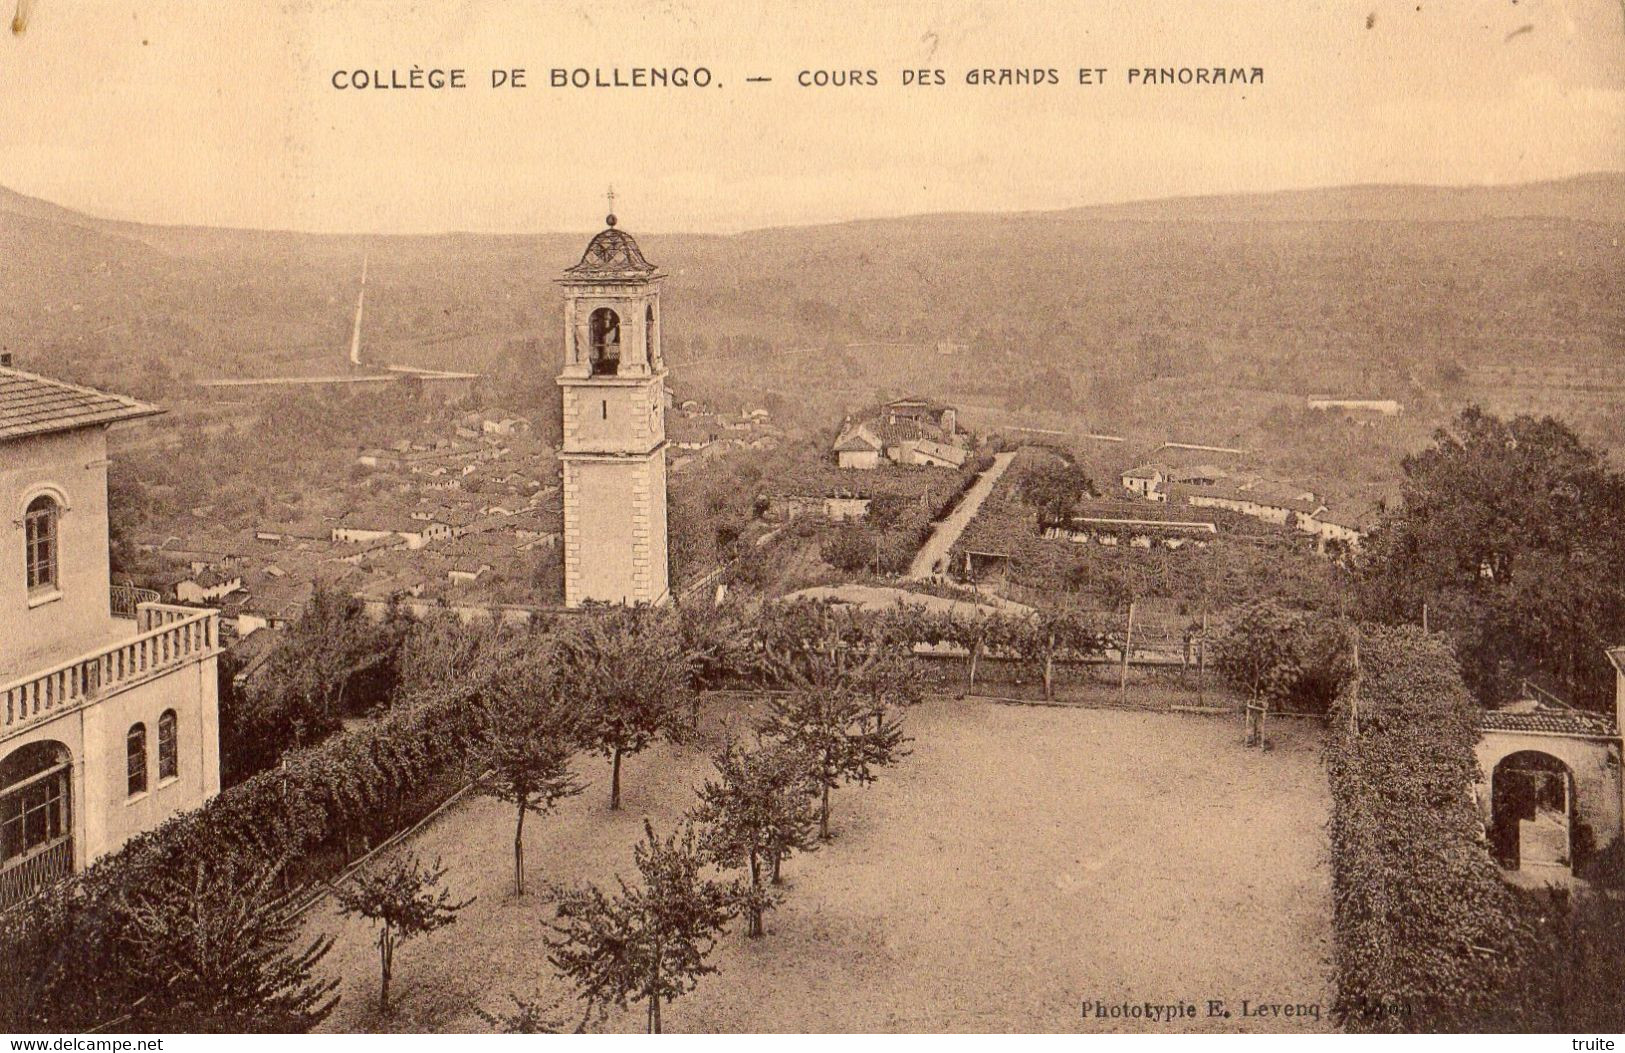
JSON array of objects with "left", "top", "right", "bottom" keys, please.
[{"left": 1490, "top": 750, "right": 1573, "bottom": 874}]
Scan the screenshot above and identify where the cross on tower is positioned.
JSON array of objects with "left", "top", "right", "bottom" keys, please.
[{"left": 605, "top": 185, "right": 617, "bottom": 227}]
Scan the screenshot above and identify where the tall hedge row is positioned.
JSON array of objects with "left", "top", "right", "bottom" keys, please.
[
  {"left": 0, "top": 683, "right": 483, "bottom": 1032},
  {"left": 1325, "top": 624, "right": 1616, "bottom": 1032}
]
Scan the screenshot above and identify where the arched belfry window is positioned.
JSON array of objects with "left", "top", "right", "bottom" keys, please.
[
  {"left": 24, "top": 495, "right": 59, "bottom": 594},
  {"left": 588, "top": 308, "right": 621, "bottom": 376},
  {"left": 645, "top": 304, "right": 657, "bottom": 367}
]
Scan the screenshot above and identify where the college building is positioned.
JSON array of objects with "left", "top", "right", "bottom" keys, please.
[{"left": 1, "top": 366, "right": 221, "bottom": 910}]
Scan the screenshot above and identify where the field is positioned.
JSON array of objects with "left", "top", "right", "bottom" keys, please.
[{"left": 305, "top": 695, "right": 1333, "bottom": 1034}]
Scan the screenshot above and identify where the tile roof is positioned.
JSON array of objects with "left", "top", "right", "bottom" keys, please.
[
  {"left": 833, "top": 424, "right": 883, "bottom": 453},
  {"left": 0, "top": 367, "right": 162, "bottom": 442},
  {"left": 1478, "top": 707, "right": 1619, "bottom": 738}
]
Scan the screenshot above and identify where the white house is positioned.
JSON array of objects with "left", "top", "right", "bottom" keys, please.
[
  {"left": 173, "top": 570, "right": 244, "bottom": 604},
  {"left": 1121, "top": 465, "right": 1167, "bottom": 502},
  {"left": 0, "top": 367, "right": 221, "bottom": 910}
]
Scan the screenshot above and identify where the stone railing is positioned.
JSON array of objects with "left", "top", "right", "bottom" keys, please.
[
  {"left": 110, "top": 583, "right": 161, "bottom": 620},
  {"left": 1, "top": 603, "right": 219, "bottom": 735}
]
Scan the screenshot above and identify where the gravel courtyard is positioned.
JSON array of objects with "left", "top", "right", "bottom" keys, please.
[{"left": 309, "top": 696, "right": 1334, "bottom": 1033}]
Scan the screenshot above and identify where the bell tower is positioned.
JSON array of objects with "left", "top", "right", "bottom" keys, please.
[{"left": 555, "top": 204, "right": 670, "bottom": 606}]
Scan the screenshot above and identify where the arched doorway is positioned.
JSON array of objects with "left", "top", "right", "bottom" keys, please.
[
  {"left": 0, "top": 740, "right": 74, "bottom": 909},
  {"left": 1490, "top": 750, "right": 1573, "bottom": 874}
]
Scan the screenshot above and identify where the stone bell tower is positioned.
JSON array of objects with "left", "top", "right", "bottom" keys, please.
[{"left": 555, "top": 204, "right": 669, "bottom": 606}]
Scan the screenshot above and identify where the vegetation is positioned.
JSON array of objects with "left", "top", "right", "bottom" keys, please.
[
  {"left": 1358, "top": 407, "right": 1625, "bottom": 713},
  {"left": 225, "top": 584, "right": 406, "bottom": 781},
  {"left": 691, "top": 739, "right": 821, "bottom": 936},
  {"left": 951, "top": 448, "right": 1344, "bottom": 614},
  {"left": 1324, "top": 625, "right": 1535, "bottom": 1030},
  {"left": 757, "top": 612, "right": 917, "bottom": 839},
  {"left": 120, "top": 857, "right": 339, "bottom": 1033},
  {"left": 561, "top": 606, "right": 694, "bottom": 810},
  {"left": 335, "top": 853, "right": 472, "bottom": 1013},
  {"left": 465, "top": 631, "right": 583, "bottom": 894},
  {"left": 1020, "top": 458, "right": 1098, "bottom": 527},
  {"left": 546, "top": 822, "right": 737, "bottom": 1034}
]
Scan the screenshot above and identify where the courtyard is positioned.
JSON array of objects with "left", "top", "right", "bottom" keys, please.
[{"left": 307, "top": 696, "right": 1334, "bottom": 1033}]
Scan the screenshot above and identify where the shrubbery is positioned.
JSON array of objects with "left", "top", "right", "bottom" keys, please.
[{"left": 1324, "top": 624, "right": 1625, "bottom": 1033}]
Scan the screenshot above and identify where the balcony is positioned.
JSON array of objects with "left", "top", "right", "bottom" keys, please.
[
  {"left": 1, "top": 603, "right": 219, "bottom": 738},
  {"left": 110, "top": 583, "right": 160, "bottom": 620}
]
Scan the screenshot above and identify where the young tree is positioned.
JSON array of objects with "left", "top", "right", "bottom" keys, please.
[
  {"left": 121, "top": 856, "right": 339, "bottom": 1033},
  {"left": 1008, "top": 607, "right": 1106, "bottom": 701},
  {"left": 546, "top": 822, "right": 736, "bottom": 1033},
  {"left": 336, "top": 853, "right": 472, "bottom": 1013},
  {"left": 1213, "top": 600, "right": 1307, "bottom": 746},
  {"left": 467, "top": 635, "right": 583, "bottom": 894},
  {"left": 758, "top": 618, "right": 915, "bottom": 840},
  {"left": 561, "top": 607, "right": 694, "bottom": 809},
  {"left": 691, "top": 739, "right": 820, "bottom": 936}
]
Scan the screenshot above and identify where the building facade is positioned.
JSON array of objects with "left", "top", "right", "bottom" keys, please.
[
  {"left": 555, "top": 213, "right": 671, "bottom": 606},
  {"left": 0, "top": 368, "right": 221, "bottom": 910}
]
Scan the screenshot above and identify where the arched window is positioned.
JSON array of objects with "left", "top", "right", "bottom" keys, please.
[
  {"left": 645, "top": 303, "right": 657, "bottom": 368},
  {"left": 1, "top": 742, "right": 71, "bottom": 869},
  {"left": 24, "top": 495, "right": 59, "bottom": 594},
  {"left": 158, "top": 710, "right": 178, "bottom": 781},
  {"left": 588, "top": 308, "right": 621, "bottom": 376},
  {"left": 126, "top": 724, "right": 147, "bottom": 797}
]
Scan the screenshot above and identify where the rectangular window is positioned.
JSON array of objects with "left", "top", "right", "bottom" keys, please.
[{"left": 0, "top": 766, "right": 69, "bottom": 865}]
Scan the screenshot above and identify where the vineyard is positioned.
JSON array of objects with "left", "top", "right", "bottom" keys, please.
[{"left": 949, "top": 447, "right": 1344, "bottom": 616}]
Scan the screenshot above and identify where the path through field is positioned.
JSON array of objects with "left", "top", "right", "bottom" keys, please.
[{"left": 908, "top": 451, "right": 1016, "bottom": 579}]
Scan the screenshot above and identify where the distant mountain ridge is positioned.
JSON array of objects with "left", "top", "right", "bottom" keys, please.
[
  {"left": 3, "top": 171, "right": 1622, "bottom": 246},
  {"left": 2, "top": 173, "right": 1620, "bottom": 429}
]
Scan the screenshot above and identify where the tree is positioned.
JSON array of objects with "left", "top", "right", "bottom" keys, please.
[
  {"left": 1008, "top": 607, "right": 1106, "bottom": 701},
  {"left": 1021, "top": 458, "right": 1097, "bottom": 527},
  {"left": 757, "top": 617, "right": 915, "bottom": 839},
  {"left": 467, "top": 635, "right": 583, "bottom": 894},
  {"left": 336, "top": 853, "right": 472, "bottom": 1013},
  {"left": 121, "top": 856, "right": 339, "bottom": 1033},
  {"left": 561, "top": 607, "right": 694, "bottom": 810},
  {"left": 1357, "top": 406, "right": 1625, "bottom": 712},
  {"left": 546, "top": 822, "right": 736, "bottom": 1033},
  {"left": 1213, "top": 600, "right": 1307, "bottom": 746},
  {"left": 235, "top": 584, "right": 397, "bottom": 774},
  {"left": 691, "top": 739, "right": 820, "bottom": 936}
]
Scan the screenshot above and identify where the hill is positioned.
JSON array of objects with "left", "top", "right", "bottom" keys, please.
[{"left": 3, "top": 174, "right": 1621, "bottom": 468}]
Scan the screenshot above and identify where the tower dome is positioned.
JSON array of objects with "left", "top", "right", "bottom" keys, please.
[{"left": 564, "top": 219, "right": 657, "bottom": 280}]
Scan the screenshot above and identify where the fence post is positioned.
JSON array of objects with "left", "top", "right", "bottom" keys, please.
[
  {"left": 1198, "top": 610, "right": 1207, "bottom": 703},
  {"left": 1120, "top": 601, "right": 1135, "bottom": 699}
]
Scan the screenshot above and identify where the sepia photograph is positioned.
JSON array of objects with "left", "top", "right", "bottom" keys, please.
[{"left": 0, "top": 0, "right": 1622, "bottom": 1040}]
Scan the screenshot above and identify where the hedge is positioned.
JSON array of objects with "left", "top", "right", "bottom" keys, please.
[
  {"left": 1323, "top": 624, "right": 1625, "bottom": 1032},
  {"left": 0, "top": 683, "right": 484, "bottom": 1032}
]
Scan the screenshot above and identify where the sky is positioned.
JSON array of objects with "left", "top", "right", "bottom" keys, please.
[{"left": 0, "top": 0, "right": 1621, "bottom": 233}]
